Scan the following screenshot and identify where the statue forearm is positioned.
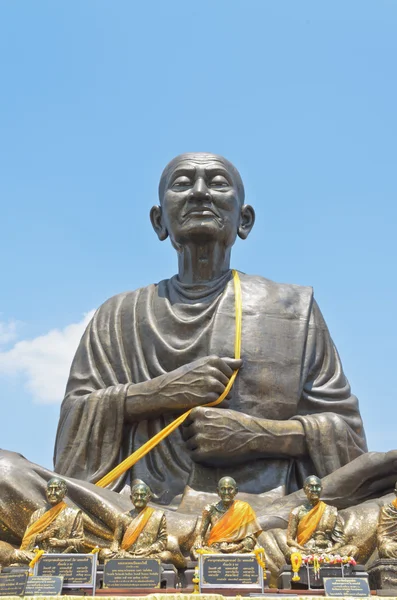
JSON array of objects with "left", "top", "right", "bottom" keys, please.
[
  {"left": 243, "top": 416, "right": 307, "bottom": 458},
  {"left": 125, "top": 377, "right": 179, "bottom": 421},
  {"left": 184, "top": 407, "right": 307, "bottom": 465},
  {"left": 124, "top": 356, "right": 241, "bottom": 423}
]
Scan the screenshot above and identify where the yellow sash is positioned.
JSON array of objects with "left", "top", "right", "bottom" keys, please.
[
  {"left": 120, "top": 506, "right": 154, "bottom": 550},
  {"left": 393, "top": 498, "right": 397, "bottom": 510},
  {"left": 297, "top": 500, "right": 326, "bottom": 546},
  {"left": 208, "top": 500, "right": 257, "bottom": 545},
  {"left": 20, "top": 501, "right": 67, "bottom": 550},
  {"left": 96, "top": 270, "right": 242, "bottom": 488}
]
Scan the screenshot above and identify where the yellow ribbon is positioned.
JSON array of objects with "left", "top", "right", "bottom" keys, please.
[
  {"left": 96, "top": 269, "right": 242, "bottom": 488},
  {"left": 29, "top": 549, "right": 44, "bottom": 571}
]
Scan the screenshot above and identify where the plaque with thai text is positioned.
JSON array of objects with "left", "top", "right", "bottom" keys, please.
[
  {"left": 103, "top": 558, "right": 161, "bottom": 589},
  {"left": 0, "top": 572, "right": 28, "bottom": 596},
  {"left": 25, "top": 575, "right": 64, "bottom": 596},
  {"left": 34, "top": 553, "right": 97, "bottom": 589},
  {"left": 200, "top": 553, "right": 263, "bottom": 591},
  {"left": 324, "top": 577, "right": 370, "bottom": 596}
]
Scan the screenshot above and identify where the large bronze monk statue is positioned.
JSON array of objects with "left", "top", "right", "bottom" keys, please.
[{"left": 0, "top": 153, "right": 396, "bottom": 580}]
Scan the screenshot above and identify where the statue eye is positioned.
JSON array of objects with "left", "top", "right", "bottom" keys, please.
[
  {"left": 172, "top": 176, "right": 192, "bottom": 188},
  {"left": 209, "top": 175, "right": 230, "bottom": 188}
]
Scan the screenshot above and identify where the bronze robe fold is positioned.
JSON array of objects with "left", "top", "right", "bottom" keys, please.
[{"left": 54, "top": 272, "right": 366, "bottom": 502}]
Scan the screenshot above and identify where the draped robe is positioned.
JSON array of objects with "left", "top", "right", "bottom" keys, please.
[{"left": 54, "top": 271, "right": 367, "bottom": 503}]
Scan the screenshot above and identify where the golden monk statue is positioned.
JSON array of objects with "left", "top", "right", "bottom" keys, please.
[
  {"left": 378, "top": 481, "right": 397, "bottom": 559},
  {"left": 100, "top": 481, "right": 168, "bottom": 562},
  {"left": 286, "top": 475, "right": 357, "bottom": 557},
  {"left": 14, "top": 477, "right": 84, "bottom": 563},
  {"left": 192, "top": 476, "right": 262, "bottom": 558}
]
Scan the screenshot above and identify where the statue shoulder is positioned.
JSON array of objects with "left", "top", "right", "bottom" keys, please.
[
  {"left": 238, "top": 273, "right": 314, "bottom": 320},
  {"left": 30, "top": 506, "right": 47, "bottom": 522},
  {"left": 151, "top": 508, "right": 166, "bottom": 527},
  {"left": 290, "top": 504, "right": 305, "bottom": 518},
  {"left": 63, "top": 506, "right": 82, "bottom": 518},
  {"left": 202, "top": 503, "right": 218, "bottom": 518},
  {"left": 95, "top": 283, "right": 160, "bottom": 317}
]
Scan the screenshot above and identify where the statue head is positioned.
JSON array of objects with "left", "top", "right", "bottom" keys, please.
[
  {"left": 217, "top": 476, "right": 238, "bottom": 507},
  {"left": 131, "top": 481, "right": 151, "bottom": 510},
  {"left": 150, "top": 152, "right": 255, "bottom": 250},
  {"left": 46, "top": 477, "right": 67, "bottom": 506},
  {"left": 303, "top": 475, "right": 322, "bottom": 505}
]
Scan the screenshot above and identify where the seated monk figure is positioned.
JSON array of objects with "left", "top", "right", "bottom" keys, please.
[
  {"left": 14, "top": 477, "right": 84, "bottom": 564},
  {"left": 286, "top": 475, "right": 358, "bottom": 557},
  {"left": 100, "top": 481, "right": 168, "bottom": 562},
  {"left": 192, "top": 476, "right": 262, "bottom": 558},
  {"left": 1, "top": 152, "right": 397, "bottom": 578},
  {"left": 377, "top": 481, "right": 397, "bottom": 559}
]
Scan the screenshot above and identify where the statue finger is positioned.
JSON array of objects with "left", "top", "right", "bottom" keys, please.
[
  {"left": 207, "top": 366, "right": 230, "bottom": 387},
  {"left": 181, "top": 423, "right": 196, "bottom": 441},
  {"left": 220, "top": 357, "right": 243, "bottom": 373},
  {"left": 210, "top": 358, "right": 234, "bottom": 378},
  {"left": 185, "top": 436, "right": 199, "bottom": 452}
]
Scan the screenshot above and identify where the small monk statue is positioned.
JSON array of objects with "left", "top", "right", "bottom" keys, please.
[
  {"left": 192, "top": 476, "right": 262, "bottom": 558},
  {"left": 286, "top": 475, "right": 358, "bottom": 557},
  {"left": 378, "top": 481, "right": 397, "bottom": 559},
  {"left": 100, "top": 481, "right": 168, "bottom": 561},
  {"left": 14, "top": 477, "right": 84, "bottom": 563}
]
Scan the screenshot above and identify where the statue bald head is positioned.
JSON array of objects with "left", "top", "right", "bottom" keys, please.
[
  {"left": 46, "top": 477, "right": 67, "bottom": 505},
  {"left": 158, "top": 153, "right": 245, "bottom": 205},
  {"left": 217, "top": 476, "right": 238, "bottom": 506},
  {"left": 151, "top": 152, "right": 254, "bottom": 247},
  {"left": 130, "top": 481, "right": 152, "bottom": 510},
  {"left": 303, "top": 475, "right": 322, "bottom": 505}
]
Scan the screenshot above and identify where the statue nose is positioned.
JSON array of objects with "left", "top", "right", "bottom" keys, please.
[{"left": 189, "top": 177, "right": 210, "bottom": 199}]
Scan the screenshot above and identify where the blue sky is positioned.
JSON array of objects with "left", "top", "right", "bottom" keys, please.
[{"left": 0, "top": 1, "right": 396, "bottom": 469}]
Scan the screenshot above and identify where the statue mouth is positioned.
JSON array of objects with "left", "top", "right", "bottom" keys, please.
[{"left": 182, "top": 208, "right": 222, "bottom": 223}]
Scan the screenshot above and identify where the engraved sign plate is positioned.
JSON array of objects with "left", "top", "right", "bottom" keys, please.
[
  {"left": 25, "top": 575, "right": 64, "bottom": 596},
  {"left": 103, "top": 558, "right": 161, "bottom": 589},
  {"left": 0, "top": 572, "right": 28, "bottom": 596},
  {"left": 34, "top": 553, "right": 97, "bottom": 589},
  {"left": 200, "top": 553, "right": 264, "bottom": 592},
  {"left": 324, "top": 577, "right": 370, "bottom": 596}
]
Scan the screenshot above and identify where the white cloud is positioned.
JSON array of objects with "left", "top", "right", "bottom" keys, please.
[
  {"left": 0, "top": 311, "right": 95, "bottom": 404},
  {"left": 0, "top": 320, "right": 19, "bottom": 346}
]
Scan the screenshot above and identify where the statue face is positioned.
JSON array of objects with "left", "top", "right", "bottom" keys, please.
[
  {"left": 158, "top": 155, "right": 248, "bottom": 248},
  {"left": 131, "top": 484, "right": 150, "bottom": 509},
  {"left": 217, "top": 477, "right": 237, "bottom": 506},
  {"left": 304, "top": 477, "right": 322, "bottom": 503},
  {"left": 46, "top": 480, "right": 66, "bottom": 505}
]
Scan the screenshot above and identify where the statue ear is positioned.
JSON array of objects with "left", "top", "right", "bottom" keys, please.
[
  {"left": 150, "top": 205, "right": 168, "bottom": 241},
  {"left": 238, "top": 204, "right": 255, "bottom": 240}
]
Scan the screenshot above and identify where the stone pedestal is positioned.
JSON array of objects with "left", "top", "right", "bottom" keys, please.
[{"left": 368, "top": 558, "right": 397, "bottom": 591}]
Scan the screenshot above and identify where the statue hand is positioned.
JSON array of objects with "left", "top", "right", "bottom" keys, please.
[
  {"left": 220, "top": 542, "right": 242, "bottom": 553},
  {"left": 288, "top": 541, "right": 306, "bottom": 552},
  {"left": 158, "top": 356, "right": 242, "bottom": 411},
  {"left": 182, "top": 406, "right": 256, "bottom": 465},
  {"left": 133, "top": 547, "right": 150, "bottom": 556},
  {"left": 48, "top": 538, "right": 66, "bottom": 548},
  {"left": 125, "top": 356, "right": 242, "bottom": 422}
]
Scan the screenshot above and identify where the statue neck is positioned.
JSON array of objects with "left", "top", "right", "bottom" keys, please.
[{"left": 177, "top": 242, "right": 232, "bottom": 284}]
